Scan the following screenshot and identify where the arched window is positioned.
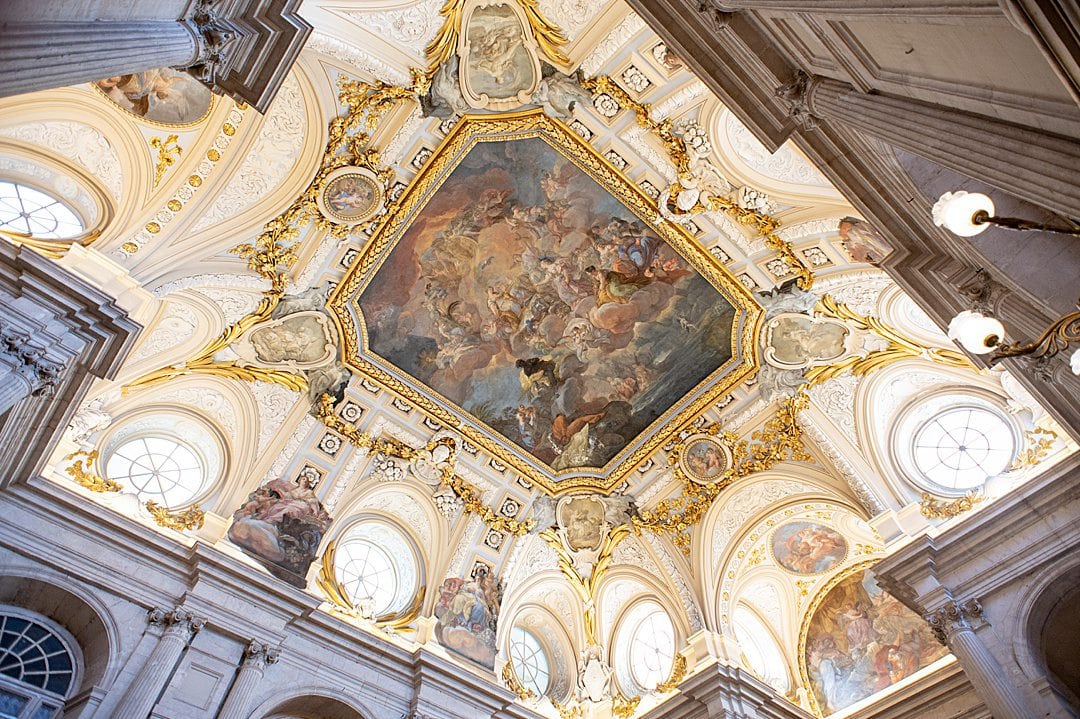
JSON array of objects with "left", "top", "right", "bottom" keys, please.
[
  {"left": 105, "top": 436, "right": 206, "bottom": 507},
  {"left": 333, "top": 520, "right": 420, "bottom": 617},
  {"left": 732, "top": 605, "right": 790, "bottom": 693},
  {"left": 891, "top": 390, "right": 1019, "bottom": 495},
  {"left": 0, "top": 181, "right": 83, "bottom": 239},
  {"left": 100, "top": 411, "right": 225, "bottom": 509},
  {"left": 509, "top": 626, "right": 550, "bottom": 697},
  {"left": 614, "top": 601, "right": 675, "bottom": 695},
  {"left": 0, "top": 609, "right": 79, "bottom": 719},
  {"left": 912, "top": 406, "right": 1014, "bottom": 490}
]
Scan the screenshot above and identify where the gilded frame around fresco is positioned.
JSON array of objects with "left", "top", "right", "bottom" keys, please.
[{"left": 328, "top": 109, "right": 762, "bottom": 495}]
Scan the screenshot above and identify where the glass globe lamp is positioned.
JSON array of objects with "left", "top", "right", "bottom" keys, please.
[
  {"left": 948, "top": 310, "right": 1005, "bottom": 354},
  {"left": 932, "top": 191, "right": 995, "bottom": 237}
]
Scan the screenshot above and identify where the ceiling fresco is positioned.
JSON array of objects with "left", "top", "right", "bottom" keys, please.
[
  {"left": 331, "top": 112, "right": 760, "bottom": 492},
  {"left": 15, "top": 1, "right": 1076, "bottom": 718}
]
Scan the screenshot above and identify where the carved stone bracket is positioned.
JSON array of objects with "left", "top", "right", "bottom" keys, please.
[
  {"left": 924, "top": 598, "right": 986, "bottom": 645},
  {"left": 694, "top": 1, "right": 736, "bottom": 31},
  {"left": 0, "top": 320, "right": 64, "bottom": 399}
]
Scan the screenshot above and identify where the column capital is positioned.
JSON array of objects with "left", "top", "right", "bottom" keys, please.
[
  {"left": 179, "top": 0, "right": 240, "bottom": 85},
  {"left": 775, "top": 70, "right": 821, "bottom": 129},
  {"left": 924, "top": 598, "right": 986, "bottom": 644},
  {"left": 148, "top": 606, "right": 206, "bottom": 641},
  {"left": 242, "top": 640, "right": 281, "bottom": 669}
]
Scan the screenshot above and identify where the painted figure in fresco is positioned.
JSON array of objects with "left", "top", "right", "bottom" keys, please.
[
  {"left": 683, "top": 438, "right": 726, "bottom": 480},
  {"left": 326, "top": 175, "right": 378, "bottom": 218},
  {"left": 227, "top": 475, "right": 331, "bottom": 587},
  {"left": 95, "top": 68, "right": 212, "bottom": 124},
  {"left": 805, "top": 570, "right": 948, "bottom": 713},
  {"left": 359, "top": 138, "right": 736, "bottom": 470},
  {"left": 771, "top": 521, "right": 848, "bottom": 575},
  {"left": 838, "top": 217, "right": 892, "bottom": 265},
  {"left": 434, "top": 567, "right": 503, "bottom": 668}
]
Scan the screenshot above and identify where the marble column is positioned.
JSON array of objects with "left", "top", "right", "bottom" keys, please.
[
  {"left": 782, "top": 73, "right": 1080, "bottom": 218},
  {"left": 217, "top": 641, "right": 280, "bottom": 719},
  {"left": 0, "top": 20, "right": 201, "bottom": 99},
  {"left": 710, "top": 0, "right": 999, "bottom": 14},
  {"left": 925, "top": 599, "right": 1034, "bottom": 719},
  {"left": 113, "top": 607, "right": 205, "bottom": 719}
]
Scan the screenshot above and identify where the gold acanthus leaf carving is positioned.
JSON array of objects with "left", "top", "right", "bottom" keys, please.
[
  {"left": 64, "top": 450, "right": 122, "bottom": 493},
  {"left": 501, "top": 661, "right": 537, "bottom": 702},
  {"left": 316, "top": 540, "right": 426, "bottom": 629},
  {"left": 654, "top": 653, "right": 688, "bottom": 694},
  {"left": 315, "top": 394, "right": 536, "bottom": 537},
  {"left": 1009, "top": 426, "right": 1058, "bottom": 471},
  {"left": 634, "top": 394, "right": 812, "bottom": 546},
  {"left": 920, "top": 491, "right": 982, "bottom": 520},
  {"left": 803, "top": 294, "right": 976, "bottom": 388},
  {"left": 144, "top": 500, "right": 205, "bottom": 531},
  {"left": 149, "top": 134, "right": 183, "bottom": 187}
]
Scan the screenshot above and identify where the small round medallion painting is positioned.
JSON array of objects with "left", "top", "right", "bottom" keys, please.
[
  {"left": 679, "top": 435, "right": 731, "bottom": 484},
  {"left": 318, "top": 167, "right": 383, "bottom": 225},
  {"left": 770, "top": 520, "right": 848, "bottom": 575}
]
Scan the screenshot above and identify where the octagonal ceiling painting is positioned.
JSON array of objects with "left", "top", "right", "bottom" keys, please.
[{"left": 331, "top": 111, "right": 761, "bottom": 493}]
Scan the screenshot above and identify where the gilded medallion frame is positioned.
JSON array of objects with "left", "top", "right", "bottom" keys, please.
[{"left": 328, "top": 109, "right": 762, "bottom": 495}]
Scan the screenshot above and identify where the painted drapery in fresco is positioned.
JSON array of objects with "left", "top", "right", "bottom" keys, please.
[
  {"left": 95, "top": 68, "right": 213, "bottom": 125},
  {"left": 359, "top": 137, "right": 735, "bottom": 470},
  {"left": 771, "top": 520, "right": 848, "bottom": 575},
  {"left": 434, "top": 567, "right": 502, "bottom": 669},
  {"left": 805, "top": 570, "right": 948, "bottom": 714},
  {"left": 227, "top": 477, "right": 332, "bottom": 587}
]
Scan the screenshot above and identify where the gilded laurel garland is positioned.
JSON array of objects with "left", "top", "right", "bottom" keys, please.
[
  {"left": 803, "top": 295, "right": 976, "bottom": 388},
  {"left": 315, "top": 540, "right": 426, "bottom": 629},
  {"left": 919, "top": 491, "right": 982, "bottom": 520},
  {"left": 64, "top": 450, "right": 122, "bottom": 492},
  {"left": 144, "top": 500, "right": 206, "bottom": 531},
  {"left": 316, "top": 393, "right": 536, "bottom": 536},
  {"left": 635, "top": 394, "right": 812, "bottom": 553}
]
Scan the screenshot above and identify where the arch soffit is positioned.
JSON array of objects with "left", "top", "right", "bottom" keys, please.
[
  {"left": 246, "top": 684, "right": 373, "bottom": 719},
  {"left": 502, "top": 571, "right": 585, "bottom": 651},
  {"left": 597, "top": 567, "right": 691, "bottom": 652},
  {"left": 0, "top": 566, "right": 122, "bottom": 688}
]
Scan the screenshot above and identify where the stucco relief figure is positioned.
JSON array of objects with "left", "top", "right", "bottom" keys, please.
[
  {"left": 576, "top": 645, "right": 613, "bottom": 703},
  {"left": 227, "top": 475, "right": 332, "bottom": 587},
  {"left": 805, "top": 570, "right": 948, "bottom": 714},
  {"left": 764, "top": 314, "right": 849, "bottom": 369},
  {"left": 268, "top": 285, "right": 352, "bottom": 407},
  {"left": 94, "top": 68, "right": 212, "bottom": 124},
  {"left": 434, "top": 566, "right": 502, "bottom": 669},
  {"left": 838, "top": 216, "right": 892, "bottom": 266},
  {"left": 460, "top": 3, "right": 539, "bottom": 106},
  {"left": 771, "top": 520, "right": 847, "bottom": 575},
  {"left": 236, "top": 312, "right": 337, "bottom": 370}
]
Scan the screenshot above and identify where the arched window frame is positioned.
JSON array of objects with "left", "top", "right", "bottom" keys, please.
[
  {"left": 731, "top": 603, "right": 791, "bottom": 693},
  {"left": 330, "top": 515, "right": 424, "bottom": 618},
  {"left": 97, "top": 407, "right": 228, "bottom": 510},
  {"left": 0, "top": 606, "right": 82, "bottom": 719},
  {"left": 890, "top": 387, "right": 1021, "bottom": 497},
  {"left": 508, "top": 626, "right": 551, "bottom": 698},
  {"left": 611, "top": 599, "right": 678, "bottom": 697}
]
